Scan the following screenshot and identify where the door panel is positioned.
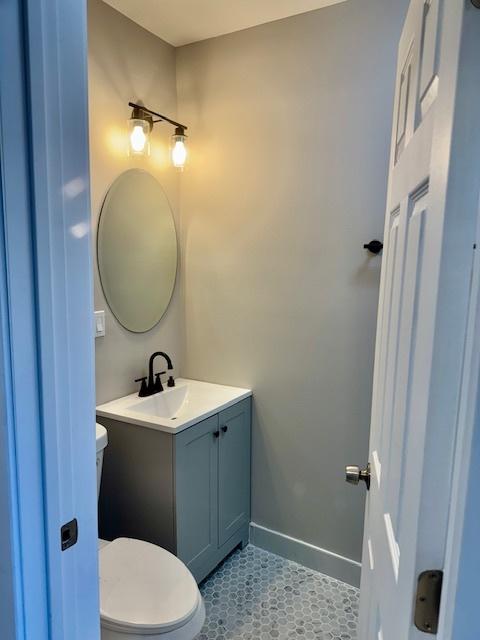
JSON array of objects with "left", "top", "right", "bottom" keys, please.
[
  {"left": 418, "top": 0, "right": 440, "bottom": 119},
  {"left": 175, "top": 415, "right": 219, "bottom": 570},
  {"left": 218, "top": 399, "right": 251, "bottom": 547},
  {"left": 395, "top": 47, "right": 415, "bottom": 163},
  {"left": 387, "top": 192, "right": 427, "bottom": 534}
]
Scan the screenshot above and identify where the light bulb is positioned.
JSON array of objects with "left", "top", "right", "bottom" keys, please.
[
  {"left": 172, "top": 140, "right": 187, "bottom": 167},
  {"left": 171, "top": 127, "right": 187, "bottom": 169},
  {"left": 130, "top": 125, "right": 146, "bottom": 153},
  {"left": 127, "top": 117, "right": 150, "bottom": 156}
]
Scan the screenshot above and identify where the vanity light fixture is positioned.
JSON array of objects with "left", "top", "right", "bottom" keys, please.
[{"left": 128, "top": 102, "right": 188, "bottom": 168}]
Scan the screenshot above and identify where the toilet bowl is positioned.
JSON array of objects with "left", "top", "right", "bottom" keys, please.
[{"left": 96, "top": 424, "right": 205, "bottom": 639}]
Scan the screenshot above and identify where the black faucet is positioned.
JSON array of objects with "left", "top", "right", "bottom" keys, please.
[
  {"left": 135, "top": 351, "right": 176, "bottom": 397},
  {"left": 147, "top": 351, "right": 175, "bottom": 395}
]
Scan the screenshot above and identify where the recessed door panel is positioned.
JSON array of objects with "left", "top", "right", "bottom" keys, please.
[
  {"left": 387, "top": 192, "right": 427, "bottom": 538},
  {"left": 418, "top": 0, "right": 439, "bottom": 118}
]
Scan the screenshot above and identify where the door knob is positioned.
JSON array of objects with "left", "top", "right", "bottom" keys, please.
[{"left": 345, "top": 463, "right": 371, "bottom": 490}]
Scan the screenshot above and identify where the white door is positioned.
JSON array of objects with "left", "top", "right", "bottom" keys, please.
[{"left": 354, "top": 1, "right": 480, "bottom": 638}]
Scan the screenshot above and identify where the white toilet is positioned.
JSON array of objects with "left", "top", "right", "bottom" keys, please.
[{"left": 96, "top": 423, "right": 206, "bottom": 640}]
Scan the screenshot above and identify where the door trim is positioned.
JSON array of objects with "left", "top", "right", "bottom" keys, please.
[
  {"left": 0, "top": 0, "right": 98, "bottom": 638},
  {"left": 0, "top": 1, "right": 50, "bottom": 637},
  {"left": 431, "top": 4, "right": 480, "bottom": 637},
  {"left": 438, "top": 196, "right": 480, "bottom": 639}
]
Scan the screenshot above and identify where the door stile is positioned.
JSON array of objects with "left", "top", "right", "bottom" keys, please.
[{"left": 419, "top": 3, "right": 480, "bottom": 637}]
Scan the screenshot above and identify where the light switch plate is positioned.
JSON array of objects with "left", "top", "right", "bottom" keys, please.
[{"left": 94, "top": 310, "right": 105, "bottom": 338}]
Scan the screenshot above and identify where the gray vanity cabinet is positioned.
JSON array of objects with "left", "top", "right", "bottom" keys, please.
[
  {"left": 174, "top": 398, "right": 251, "bottom": 581},
  {"left": 98, "top": 396, "right": 251, "bottom": 583}
]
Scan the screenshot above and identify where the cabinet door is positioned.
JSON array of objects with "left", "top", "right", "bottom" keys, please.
[
  {"left": 218, "top": 398, "right": 251, "bottom": 547},
  {"left": 175, "top": 414, "right": 218, "bottom": 572}
]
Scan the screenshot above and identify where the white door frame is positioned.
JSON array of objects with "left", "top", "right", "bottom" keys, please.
[
  {"left": 0, "top": 1, "right": 51, "bottom": 636},
  {"left": 0, "top": 1, "right": 99, "bottom": 639},
  {"left": 435, "top": 8, "right": 480, "bottom": 636},
  {"left": 438, "top": 191, "right": 480, "bottom": 639}
]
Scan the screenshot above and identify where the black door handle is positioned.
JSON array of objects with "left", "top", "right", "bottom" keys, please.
[
  {"left": 213, "top": 430, "right": 220, "bottom": 438},
  {"left": 221, "top": 426, "right": 228, "bottom": 433}
]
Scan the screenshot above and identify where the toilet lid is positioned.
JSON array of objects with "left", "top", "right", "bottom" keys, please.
[{"left": 99, "top": 538, "right": 200, "bottom": 634}]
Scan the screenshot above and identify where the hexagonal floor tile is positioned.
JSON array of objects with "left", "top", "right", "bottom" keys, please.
[{"left": 198, "top": 545, "right": 359, "bottom": 639}]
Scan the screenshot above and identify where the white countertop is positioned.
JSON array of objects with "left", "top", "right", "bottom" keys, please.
[{"left": 96, "top": 378, "right": 252, "bottom": 434}]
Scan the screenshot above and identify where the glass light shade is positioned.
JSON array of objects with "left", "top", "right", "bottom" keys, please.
[
  {"left": 171, "top": 133, "right": 187, "bottom": 169},
  {"left": 128, "top": 118, "right": 150, "bottom": 156}
]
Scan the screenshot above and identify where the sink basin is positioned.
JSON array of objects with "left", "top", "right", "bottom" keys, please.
[
  {"left": 96, "top": 378, "right": 251, "bottom": 434},
  {"left": 126, "top": 384, "right": 188, "bottom": 419}
]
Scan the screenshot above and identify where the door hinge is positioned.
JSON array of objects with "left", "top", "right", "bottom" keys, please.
[{"left": 414, "top": 570, "right": 443, "bottom": 634}]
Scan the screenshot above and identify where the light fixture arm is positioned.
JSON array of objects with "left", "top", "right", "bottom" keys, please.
[{"left": 128, "top": 102, "right": 187, "bottom": 133}]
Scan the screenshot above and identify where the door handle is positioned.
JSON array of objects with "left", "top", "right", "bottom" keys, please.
[{"left": 345, "top": 463, "right": 371, "bottom": 490}]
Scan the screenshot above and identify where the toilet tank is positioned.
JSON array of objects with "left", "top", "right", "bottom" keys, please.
[{"left": 96, "top": 423, "right": 108, "bottom": 500}]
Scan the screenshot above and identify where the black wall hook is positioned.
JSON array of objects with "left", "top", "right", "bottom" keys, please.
[{"left": 364, "top": 240, "right": 383, "bottom": 255}]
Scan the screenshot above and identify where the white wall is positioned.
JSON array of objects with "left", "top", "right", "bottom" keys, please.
[
  {"left": 176, "top": 0, "right": 407, "bottom": 565},
  {"left": 88, "top": 0, "right": 183, "bottom": 404}
]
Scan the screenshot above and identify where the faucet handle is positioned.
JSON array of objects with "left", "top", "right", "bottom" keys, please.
[
  {"left": 135, "top": 377, "right": 148, "bottom": 397},
  {"left": 167, "top": 374, "right": 175, "bottom": 388}
]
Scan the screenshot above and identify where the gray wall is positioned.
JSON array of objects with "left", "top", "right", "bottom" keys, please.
[
  {"left": 88, "top": 0, "right": 183, "bottom": 404},
  {"left": 176, "top": 0, "right": 407, "bottom": 563}
]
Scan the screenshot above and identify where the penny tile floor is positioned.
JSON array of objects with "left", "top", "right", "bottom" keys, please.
[{"left": 198, "top": 545, "right": 359, "bottom": 640}]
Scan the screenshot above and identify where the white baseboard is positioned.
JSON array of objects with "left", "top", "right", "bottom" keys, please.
[{"left": 249, "top": 522, "right": 361, "bottom": 588}]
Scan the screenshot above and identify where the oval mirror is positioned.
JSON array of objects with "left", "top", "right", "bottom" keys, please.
[{"left": 97, "top": 169, "right": 177, "bottom": 333}]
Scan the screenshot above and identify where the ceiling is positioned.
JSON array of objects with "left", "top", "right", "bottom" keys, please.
[{"left": 102, "top": 0, "right": 348, "bottom": 47}]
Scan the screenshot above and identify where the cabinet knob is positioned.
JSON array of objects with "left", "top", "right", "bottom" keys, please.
[
  {"left": 221, "top": 426, "right": 228, "bottom": 433},
  {"left": 213, "top": 430, "right": 220, "bottom": 438}
]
